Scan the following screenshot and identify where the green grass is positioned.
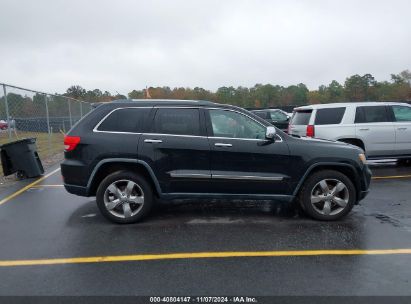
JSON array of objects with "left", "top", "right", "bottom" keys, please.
[{"left": 0, "top": 130, "right": 64, "bottom": 177}]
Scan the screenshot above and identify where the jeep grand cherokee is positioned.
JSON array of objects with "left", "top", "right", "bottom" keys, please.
[{"left": 61, "top": 100, "right": 371, "bottom": 223}]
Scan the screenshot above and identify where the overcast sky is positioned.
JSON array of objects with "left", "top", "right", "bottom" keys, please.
[{"left": 0, "top": 0, "right": 410, "bottom": 94}]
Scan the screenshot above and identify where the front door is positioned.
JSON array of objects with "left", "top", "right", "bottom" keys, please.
[
  {"left": 139, "top": 107, "right": 211, "bottom": 194},
  {"left": 205, "top": 108, "right": 291, "bottom": 195}
]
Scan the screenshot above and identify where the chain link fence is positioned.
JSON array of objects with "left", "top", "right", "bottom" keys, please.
[{"left": 0, "top": 83, "right": 92, "bottom": 182}]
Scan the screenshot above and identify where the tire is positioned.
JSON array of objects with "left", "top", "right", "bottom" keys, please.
[
  {"left": 96, "top": 170, "right": 153, "bottom": 224},
  {"left": 297, "top": 170, "right": 356, "bottom": 221}
]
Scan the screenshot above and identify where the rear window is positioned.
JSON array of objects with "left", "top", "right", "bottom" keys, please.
[
  {"left": 97, "top": 108, "right": 149, "bottom": 132},
  {"left": 154, "top": 108, "right": 201, "bottom": 136},
  {"left": 355, "top": 106, "right": 389, "bottom": 123},
  {"left": 314, "top": 107, "right": 346, "bottom": 125},
  {"left": 290, "top": 110, "right": 312, "bottom": 125}
]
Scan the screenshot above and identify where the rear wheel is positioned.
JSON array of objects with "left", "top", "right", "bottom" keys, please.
[
  {"left": 96, "top": 171, "right": 153, "bottom": 224},
  {"left": 298, "top": 170, "right": 356, "bottom": 221}
]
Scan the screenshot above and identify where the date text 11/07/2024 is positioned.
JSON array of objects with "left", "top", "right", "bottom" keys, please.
[{"left": 149, "top": 296, "right": 258, "bottom": 303}]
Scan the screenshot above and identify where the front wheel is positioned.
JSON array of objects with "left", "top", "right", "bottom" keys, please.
[
  {"left": 298, "top": 170, "right": 356, "bottom": 221},
  {"left": 96, "top": 171, "right": 153, "bottom": 224}
]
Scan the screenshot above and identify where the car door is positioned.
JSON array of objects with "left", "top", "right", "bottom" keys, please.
[
  {"left": 354, "top": 105, "right": 395, "bottom": 157},
  {"left": 205, "top": 108, "right": 291, "bottom": 195},
  {"left": 390, "top": 105, "right": 411, "bottom": 155},
  {"left": 138, "top": 107, "right": 211, "bottom": 194}
]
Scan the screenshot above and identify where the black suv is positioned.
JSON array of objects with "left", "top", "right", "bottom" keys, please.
[{"left": 61, "top": 100, "right": 371, "bottom": 223}]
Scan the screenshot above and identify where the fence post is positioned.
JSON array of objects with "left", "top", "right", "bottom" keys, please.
[
  {"left": 2, "top": 84, "right": 12, "bottom": 141},
  {"left": 68, "top": 99, "right": 73, "bottom": 128},
  {"left": 45, "top": 94, "right": 52, "bottom": 157}
]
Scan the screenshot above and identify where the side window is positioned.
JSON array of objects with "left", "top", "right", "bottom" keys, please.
[
  {"left": 314, "top": 107, "right": 346, "bottom": 125},
  {"left": 392, "top": 106, "right": 411, "bottom": 122},
  {"left": 253, "top": 111, "right": 268, "bottom": 119},
  {"left": 209, "top": 110, "right": 266, "bottom": 139},
  {"left": 355, "top": 106, "right": 389, "bottom": 123},
  {"left": 270, "top": 111, "right": 288, "bottom": 121},
  {"left": 154, "top": 108, "right": 201, "bottom": 136},
  {"left": 97, "top": 108, "right": 148, "bottom": 132}
]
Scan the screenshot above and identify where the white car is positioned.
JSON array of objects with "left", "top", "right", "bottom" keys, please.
[{"left": 288, "top": 102, "right": 411, "bottom": 161}]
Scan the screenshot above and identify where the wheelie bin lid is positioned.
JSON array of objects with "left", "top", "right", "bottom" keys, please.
[{"left": 0, "top": 138, "right": 36, "bottom": 149}]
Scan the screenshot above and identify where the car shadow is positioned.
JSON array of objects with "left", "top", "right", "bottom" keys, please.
[{"left": 67, "top": 198, "right": 310, "bottom": 227}]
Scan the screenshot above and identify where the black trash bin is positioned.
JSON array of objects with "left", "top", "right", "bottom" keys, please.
[{"left": 0, "top": 138, "right": 44, "bottom": 178}]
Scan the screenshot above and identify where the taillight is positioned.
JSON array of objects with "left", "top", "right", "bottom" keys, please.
[
  {"left": 64, "top": 136, "right": 81, "bottom": 152},
  {"left": 306, "top": 125, "right": 315, "bottom": 137}
]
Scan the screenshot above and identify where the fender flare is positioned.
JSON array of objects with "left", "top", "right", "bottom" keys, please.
[
  {"left": 292, "top": 162, "right": 359, "bottom": 197},
  {"left": 86, "top": 158, "right": 162, "bottom": 196}
]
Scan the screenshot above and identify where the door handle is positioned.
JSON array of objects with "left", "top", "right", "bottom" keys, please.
[
  {"left": 215, "top": 143, "right": 232, "bottom": 147},
  {"left": 397, "top": 127, "right": 407, "bottom": 131},
  {"left": 144, "top": 139, "right": 163, "bottom": 143},
  {"left": 359, "top": 128, "right": 370, "bottom": 131}
]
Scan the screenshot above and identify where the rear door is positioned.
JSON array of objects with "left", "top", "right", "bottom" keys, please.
[
  {"left": 391, "top": 105, "right": 411, "bottom": 155},
  {"left": 313, "top": 107, "right": 351, "bottom": 140},
  {"left": 139, "top": 107, "right": 211, "bottom": 194},
  {"left": 288, "top": 109, "right": 312, "bottom": 137},
  {"left": 354, "top": 105, "right": 395, "bottom": 157}
]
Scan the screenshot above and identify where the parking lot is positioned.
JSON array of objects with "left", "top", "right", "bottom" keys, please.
[{"left": 0, "top": 161, "right": 410, "bottom": 296}]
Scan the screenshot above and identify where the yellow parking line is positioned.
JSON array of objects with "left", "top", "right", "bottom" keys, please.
[
  {"left": 1, "top": 249, "right": 411, "bottom": 267},
  {"left": 0, "top": 168, "right": 61, "bottom": 206},
  {"left": 30, "top": 184, "right": 64, "bottom": 188},
  {"left": 372, "top": 174, "right": 411, "bottom": 180}
]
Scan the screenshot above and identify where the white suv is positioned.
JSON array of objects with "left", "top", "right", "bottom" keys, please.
[{"left": 288, "top": 102, "right": 411, "bottom": 160}]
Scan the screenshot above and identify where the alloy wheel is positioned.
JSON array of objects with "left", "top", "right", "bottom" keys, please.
[
  {"left": 103, "top": 179, "right": 144, "bottom": 218},
  {"left": 310, "top": 179, "right": 349, "bottom": 216}
]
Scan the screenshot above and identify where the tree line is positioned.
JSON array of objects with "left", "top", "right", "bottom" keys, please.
[{"left": 64, "top": 70, "right": 411, "bottom": 108}]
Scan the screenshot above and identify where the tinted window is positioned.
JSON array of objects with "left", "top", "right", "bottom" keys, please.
[
  {"left": 154, "top": 108, "right": 200, "bottom": 136},
  {"left": 290, "top": 110, "right": 312, "bottom": 125},
  {"left": 97, "top": 108, "right": 148, "bottom": 132},
  {"left": 393, "top": 105, "right": 411, "bottom": 122},
  {"left": 314, "top": 107, "right": 346, "bottom": 125},
  {"left": 209, "top": 110, "right": 265, "bottom": 139},
  {"left": 355, "top": 106, "right": 389, "bottom": 123},
  {"left": 269, "top": 111, "right": 288, "bottom": 121}
]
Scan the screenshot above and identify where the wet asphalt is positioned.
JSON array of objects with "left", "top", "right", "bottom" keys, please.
[{"left": 0, "top": 161, "right": 410, "bottom": 296}]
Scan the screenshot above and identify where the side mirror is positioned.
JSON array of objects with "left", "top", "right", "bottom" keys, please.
[{"left": 265, "top": 126, "right": 276, "bottom": 140}]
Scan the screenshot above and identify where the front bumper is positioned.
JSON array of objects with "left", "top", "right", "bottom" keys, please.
[{"left": 357, "top": 165, "right": 372, "bottom": 202}]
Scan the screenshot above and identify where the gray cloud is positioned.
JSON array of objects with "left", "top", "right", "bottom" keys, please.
[{"left": 0, "top": 0, "right": 410, "bottom": 94}]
